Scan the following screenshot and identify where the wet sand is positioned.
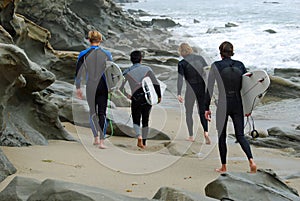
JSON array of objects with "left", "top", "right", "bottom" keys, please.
[{"left": 1, "top": 106, "right": 299, "bottom": 198}]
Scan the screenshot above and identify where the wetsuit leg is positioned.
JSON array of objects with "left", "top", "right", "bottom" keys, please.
[
  {"left": 191, "top": 83, "right": 208, "bottom": 132},
  {"left": 95, "top": 77, "right": 108, "bottom": 140},
  {"left": 86, "top": 82, "right": 100, "bottom": 137},
  {"left": 184, "top": 85, "right": 196, "bottom": 136},
  {"left": 131, "top": 99, "right": 142, "bottom": 137},
  {"left": 216, "top": 107, "right": 229, "bottom": 165},
  {"left": 141, "top": 104, "right": 152, "bottom": 143},
  {"left": 230, "top": 100, "right": 253, "bottom": 160}
]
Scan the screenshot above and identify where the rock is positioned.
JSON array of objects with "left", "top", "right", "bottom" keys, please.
[
  {"left": 0, "top": 25, "right": 13, "bottom": 44},
  {"left": 264, "top": 29, "right": 277, "bottom": 34},
  {"left": 264, "top": 75, "right": 300, "bottom": 101},
  {"left": 127, "top": 9, "right": 151, "bottom": 17},
  {"left": 193, "top": 19, "right": 200, "bottom": 24},
  {"left": 153, "top": 186, "right": 217, "bottom": 201},
  {"left": 205, "top": 169, "right": 300, "bottom": 201},
  {"left": 0, "top": 149, "right": 17, "bottom": 183},
  {"left": 274, "top": 68, "right": 300, "bottom": 81},
  {"left": 225, "top": 22, "right": 238, "bottom": 27},
  {"left": 27, "top": 178, "right": 151, "bottom": 201},
  {"left": 151, "top": 18, "right": 179, "bottom": 28},
  {"left": 106, "top": 122, "right": 171, "bottom": 140},
  {"left": 249, "top": 127, "right": 300, "bottom": 156},
  {"left": 0, "top": 43, "right": 74, "bottom": 146},
  {"left": 0, "top": 176, "right": 41, "bottom": 201}
]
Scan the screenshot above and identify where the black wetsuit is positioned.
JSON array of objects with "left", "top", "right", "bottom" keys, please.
[
  {"left": 177, "top": 54, "right": 208, "bottom": 136},
  {"left": 205, "top": 57, "right": 253, "bottom": 164},
  {"left": 120, "top": 63, "right": 161, "bottom": 142}
]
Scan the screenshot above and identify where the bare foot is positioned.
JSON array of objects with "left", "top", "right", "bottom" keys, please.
[
  {"left": 249, "top": 162, "right": 257, "bottom": 173},
  {"left": 186, "top": 136, "right": 195, "bottom": 142},
  {"left": 215, "top": 164, "right": 227, "bottom": 173},
  {"left": 98, "top": 144, "right": 107, "bottom": 149},
  {"left": 93, "top": 136, "right": 100, "bottom": 145},
  {"left": 215, "top": 168, "right": 226, "bottom": 173},
  {"left": 137, "top": 138, "right": 145, "bottom": 149},
  {"left": 204, "top": 132, "right": 211, "bottom": 144}
]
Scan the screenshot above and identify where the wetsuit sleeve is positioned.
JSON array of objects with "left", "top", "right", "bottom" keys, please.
[
  {"left": 102, "top": 49, "right": 113, "bottom": 61},
  {"left": 204, "top": 63, "right": 217, "bottom": 110},
  {"left": 119, "top": 72, "right": 130, "bottom": 98},
  {"left": 177, "top": 62, "right": 184, "bottom": 96},
  {"left": 75, "top": 53, "right": 85, "bottom": 89},
  {"left": 148, "top": 71, "right": 161, "bottom": 99}
]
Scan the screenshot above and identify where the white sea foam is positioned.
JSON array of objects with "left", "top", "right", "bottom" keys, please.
[{"left": 124, "top": 0, "right": 300, "bottom": 71}]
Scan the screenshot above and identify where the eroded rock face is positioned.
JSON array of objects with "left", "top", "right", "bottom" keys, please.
[{"left": 0, "top": 44, "right": 74, "bottom": 146}]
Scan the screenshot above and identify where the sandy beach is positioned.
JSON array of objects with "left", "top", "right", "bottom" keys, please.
[{"left": 1, "top": 106, "right": 299, "bottom": 199}]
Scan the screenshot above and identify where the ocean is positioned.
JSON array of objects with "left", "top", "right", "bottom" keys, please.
[{"left": 123, "top": 0, "right": 300, "bottom": 72}]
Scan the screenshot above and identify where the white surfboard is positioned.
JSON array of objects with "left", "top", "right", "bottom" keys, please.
[
  {"left": 142, "top": 77, "right": 166, "bottom": 105},
  {"left": 105, "top": 61, "right": 124, "bottom": 92},
  {"left": 241, "top": 70, "right": 270, "bottom": 116}
]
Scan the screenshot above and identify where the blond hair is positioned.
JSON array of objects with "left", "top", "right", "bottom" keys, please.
[
  {"left": 178, "top": 43, "right": 193, "bottom": 57},
  {"left": 88, "top": 30, "right": 103, "bottom": 43}
]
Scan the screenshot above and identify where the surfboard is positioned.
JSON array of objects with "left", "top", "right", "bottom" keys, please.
[
  {"left": 142, "top": 77, "right": 167, "bottom": 105},
  {"left": 241, "top": 70, "right": 270, "bottom": 116},
  {"left": 105, "top": 61, "right": 124, "bottom": 92}
]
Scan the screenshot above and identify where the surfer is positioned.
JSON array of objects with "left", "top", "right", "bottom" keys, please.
[
  {"left": 120, "top": 50, "right": 161, "bottom": 149},
  {"left": 177, "top": 43, "right": 211, "bottom": 144},
  {"left": 75, "top": 30, "right": 112, "bottom": 149},
  {"left": 204, "top": 41, "right": 257, "bottom": 173}
]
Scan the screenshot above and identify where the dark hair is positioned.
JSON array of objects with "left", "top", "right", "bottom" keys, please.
[
  {"left": 130, "top": 50, "right": 142, "bottom": 64},
  {"left": 219, "top": 41, "right": 234, "bottom": 58}
]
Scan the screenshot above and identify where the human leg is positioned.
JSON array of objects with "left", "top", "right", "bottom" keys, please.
[
  {"left": 193, "top": 84, "right": 210, "bottom": 144},
  {"left": 86, "top": 82, "right": 101, "bottom": 145},
  {"left": 141, "top": 104, "right": 152, "bottom": 146},
  {"left": 184, "top": 86, "right": 196, "bottom": 141},
  {"left": 231, "top": 110, "right": 257, "bottom": 173},
  {"left": 131, "top": 100, "right": 144, "bottom": 148},
  {"left": 216, "top": 107, "right": 228, "bottom": 172},
  {"left": 95, "top": 78, "right": 108, "bottom": 149}
]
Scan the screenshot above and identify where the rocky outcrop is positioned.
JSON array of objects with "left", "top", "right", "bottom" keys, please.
[
  {"left": 0, "top": 148, "right": 16, "bottom": 183},
  {"left": 0, "top": 177, "right": 151, "bottom": 201},
  {"left": 264, "top": 75, "right": 300, "bottom": 101},
  {"left": 274, "top": 68, "right": 300, "bottom": 82},
  {"left": 0, "top": 176, "right": 217, "bottom": 201},
  {"left": 205, "top": 169, "right": 300, "bottom": 201},
  {"left": 0, "top": 44, "right": 74, "bottom": 147},
  {"left": 249, "top": 127, "right": 300, "bottom": 157}
]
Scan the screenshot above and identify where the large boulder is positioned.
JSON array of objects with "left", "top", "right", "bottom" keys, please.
[
  {"left": 0, "top": 176, "right": 41, "bottom": 201},
  {"left": 264, "top": 75, "right": 300, "bottom": 101},
  {"left": 27, "top": 178, "right": 151, "bottom": 201},
  {"left": 0, "top": 43, "right": 74, "bottom": 146},
  {"left": 205, "top": 169, "right": 300, "bottom": 201}
]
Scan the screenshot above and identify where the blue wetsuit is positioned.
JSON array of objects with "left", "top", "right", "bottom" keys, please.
[{"left": 75, "top": 46, "right": 112, "bottom": 139}]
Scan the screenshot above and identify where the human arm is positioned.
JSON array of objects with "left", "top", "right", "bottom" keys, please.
[
  {"left": 148, "top": 71, "right": 162, "bottom": 103},
  {"left": 177, "top": 61, "right": 184, "bottom": 103},
  {"left": 204, "top": 63, "right": 217, "bottom": 117}
]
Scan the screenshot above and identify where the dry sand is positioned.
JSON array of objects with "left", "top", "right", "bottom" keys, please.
[{"left": 1, "top": 106, "right": 300, "bottom": 199}]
